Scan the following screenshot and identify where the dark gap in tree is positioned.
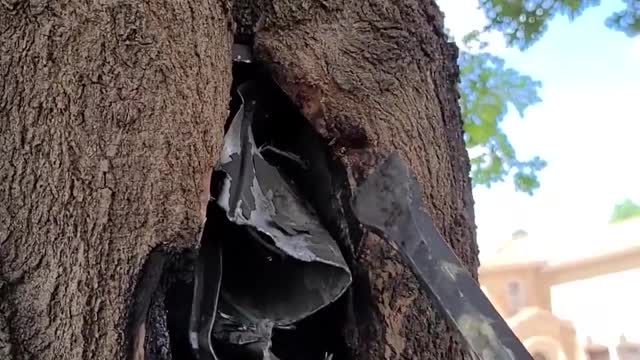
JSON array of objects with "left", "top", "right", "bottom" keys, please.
[
  {"left": 164, "top": 250, "right": 198, "bottom": 359},
  {"left": 132, "top": 58, "right": 367, "bottom": 359},
  {"left": 129, "top": 246, "right": 198, "bottom": 360},
  {"left": 182, "top": 59, "right": 364, "bottom": 360}
]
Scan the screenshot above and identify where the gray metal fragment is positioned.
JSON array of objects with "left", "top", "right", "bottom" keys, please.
[
  {"left": 190, "top": 77, "right": 352, "bottom": 360},
  {"left": 351, "top": 152, "right": 533, "bottom": 360},
  {"left": 215, "top": 80, "right": 352, "bottom": 326}
]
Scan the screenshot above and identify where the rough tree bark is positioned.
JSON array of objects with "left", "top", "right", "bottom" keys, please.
[
  {"left": 0, "top": 0, "right": 477, "bottom": 359},
  {"left": 0, "top": 1, "right": 232, "bottom": 358},
  {"left": 254, "top": 1, "right": 478, "bottom": 358}
]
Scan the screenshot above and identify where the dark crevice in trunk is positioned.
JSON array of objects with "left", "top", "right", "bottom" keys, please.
[
  {"left": 211, "top": 60, "right": 363, "bottom": 360},
  {"left": 128, "top": 246, "right": 197, "bottom": 360},
  {"left": 164, "top": 251, "right": 199, "bottom": 359},
  {"left": 132, "top": 58, "right": 370, "bottom": 360}
]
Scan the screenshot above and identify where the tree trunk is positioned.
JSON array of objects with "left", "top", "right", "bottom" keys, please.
[
  {"left": 0, "top": 1, "right": 232, "bottom": 358},
  {"left": 254, "top": 1, "right": 478, "bottom": 358},
  {"left": 0, "top": 0, "right": 477, "bottom": 359}
]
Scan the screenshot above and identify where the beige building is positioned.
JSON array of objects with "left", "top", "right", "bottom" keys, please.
[{"left": 479, "top": 219, "right": 640, "bottom": 360}]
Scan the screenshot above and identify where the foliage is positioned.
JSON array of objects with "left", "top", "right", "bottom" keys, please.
[
  {"left": 479, "top": 0, "right": 640, "bottom": 49},
  {"left": 457, "top": 0, "right": 639, "bottom": 194},
  {"left": 605, "top": 0, "right": 640, "bottom": 36},
  {"left": 455, "top": 29, "right": 547, "bottom": 194},
  {"left": 610, "top": 199, "right": 640, "bottom": 223},
  {"left": 458, "top": 48, "right": 547, "bottom": 194}
]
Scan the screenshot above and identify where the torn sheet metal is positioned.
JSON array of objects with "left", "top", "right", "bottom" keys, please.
[
  {"left": 351, "top": 153, "right": 533, "bottom": 360},
  {"left": 190, "top": 75, "right": 352, "bottom": 360},
  {"left": 215, "top": 79, "right": 352, "bottom": 325}
]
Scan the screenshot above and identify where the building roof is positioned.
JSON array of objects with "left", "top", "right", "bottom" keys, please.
[
  {"left": 480, "top": 218, "right": 640, "bottom": 269},
  {"left": 507, "top": 307, "right": 575, "bottom": 332}
]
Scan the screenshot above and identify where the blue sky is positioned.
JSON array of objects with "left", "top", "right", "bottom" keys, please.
[{"left": 437, "top": 0, "right": 640, "bottom": 259}]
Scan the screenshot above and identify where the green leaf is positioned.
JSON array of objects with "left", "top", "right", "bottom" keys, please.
[{"left": 610, "top": 199, "right": 640, "bottom": 223}]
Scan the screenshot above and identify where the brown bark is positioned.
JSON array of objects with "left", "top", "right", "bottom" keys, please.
[
  {"left": 0, "top": 1, "right": 231, "bottom": 358},
  {"left": 254, "top": 0, "right": 477, "bottom": 358},
  {"left": 0, "top": 0, "right": 477, "bottom": 359}
]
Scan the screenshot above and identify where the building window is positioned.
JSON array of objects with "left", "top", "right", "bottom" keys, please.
[
  {"left": 586, "top": 346, "right": 610, "bottom": 360},
  {"left": 507, "top": 281, "right": 525, "bottom": 314}
]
